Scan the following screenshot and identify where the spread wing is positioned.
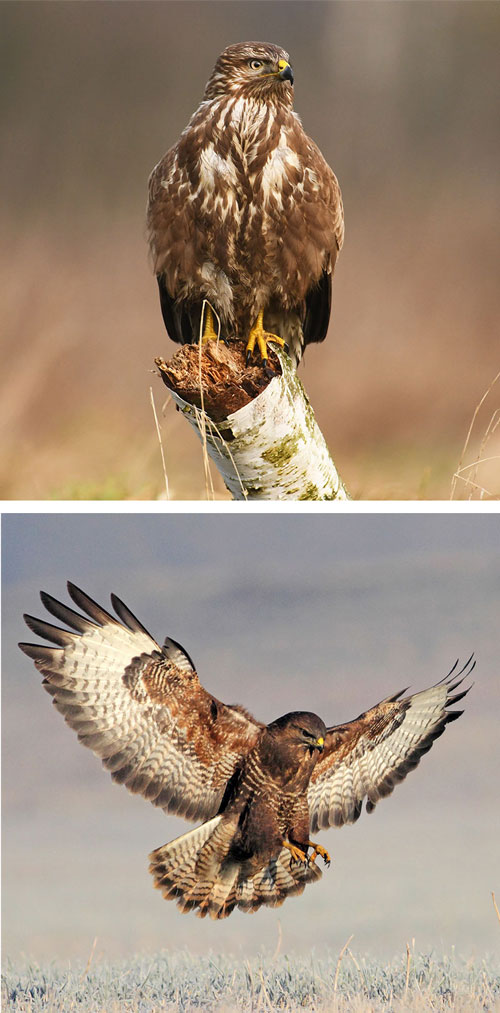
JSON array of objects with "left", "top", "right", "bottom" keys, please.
[
  {"left": 19, "top": 583, "right": 262, "bottom": 823},
  {"left": 307, "top": 658, "right": 474, "bottom": 833}
]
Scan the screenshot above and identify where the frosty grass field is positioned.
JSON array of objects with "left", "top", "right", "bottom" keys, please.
[{"left": 2, "top": 949, "right": 500, "bottom": 1012}]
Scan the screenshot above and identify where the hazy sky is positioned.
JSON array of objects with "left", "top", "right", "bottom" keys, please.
[{"left": 2, "top": 512, "right": 500, "bottom": 962}]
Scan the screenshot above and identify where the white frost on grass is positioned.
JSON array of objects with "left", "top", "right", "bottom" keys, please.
[{"left": 3, "top": 950, "right": 499, "bottom": 1012}]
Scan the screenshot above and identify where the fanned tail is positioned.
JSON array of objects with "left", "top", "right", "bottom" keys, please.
[
  {"left": 149, "top": 818, "right": 323, "bottom": 920},
  {"left": 149, "top": 815, "right": 238, "bottom": 918}
]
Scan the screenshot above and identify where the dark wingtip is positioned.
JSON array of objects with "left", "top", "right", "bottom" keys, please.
[
  {"left": 445, "top": 709, "right": 464, "bottom": 724},
  {"left": 436, "top": 654, "right": 476, "bottom": 688},
  {"left": 18, "top": 641, "right": 45, "bottom": 660},
  {"left": 110, "top": 592, "right": 154, "bottom": 638},
  {"left": 446, "top": 687, "right": 472, "bottom": 707}
]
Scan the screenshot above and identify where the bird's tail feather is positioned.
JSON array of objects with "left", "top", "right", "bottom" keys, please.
[
  {"left": 149, "top": 815, "right": 239, "bottom": 918},
  {"left": 149, "top": 817, "right": 322, "bottom": 920}
]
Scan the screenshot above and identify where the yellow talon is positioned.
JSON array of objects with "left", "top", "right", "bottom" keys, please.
[
  {"left": 201, "top": 303, "right": 220, "bottom": 343},
  {"left": 306, "top": 841, "right": 331, "bottom": 867},
  {"left": 282, "top": 839, "right": 308, "bottom": 865},
  {"left": 246, "top": 309, "right": 286, "bottom": 366}
]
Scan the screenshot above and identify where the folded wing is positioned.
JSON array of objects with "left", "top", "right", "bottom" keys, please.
[
  {"left": 19, "top": 583, "right": 262, "bottom": 823},
  {"left": 308, "top": 658, "right": 474, "bottom": 833}
]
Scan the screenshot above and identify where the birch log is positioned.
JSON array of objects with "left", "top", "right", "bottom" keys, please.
[{"left": 155, "top": 342, "right": 349, "bottom": 501}]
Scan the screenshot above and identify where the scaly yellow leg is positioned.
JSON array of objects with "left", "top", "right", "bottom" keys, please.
[
  {"left": 246, "top": 309, "right": 286, "bottom": 367},
  {"left": 281, "top": 839, "right": 308, "bottom": 865},
  {"left": 306, "top": 841, "right": 331, "bottom": 867},
  {"left": 201, "top": 303, "right": 220, "bottom": 343}
]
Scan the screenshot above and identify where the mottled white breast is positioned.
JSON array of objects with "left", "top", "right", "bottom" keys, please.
[
  {"left": 197, "top": 142, "right": 239, "bottom": 218},
  {"left": 261, "top": 144, "right": 301, "bottom": 208},
  {"left": 223, "top": 97, "right": 273, "bottom": 164},
  {"left": 199, "top": 144, "right": 239, "bottom": 190}
]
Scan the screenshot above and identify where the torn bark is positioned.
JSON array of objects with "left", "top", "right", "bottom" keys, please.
[{"left": 155, "top": 342, "right": 349, "bottom": 501}]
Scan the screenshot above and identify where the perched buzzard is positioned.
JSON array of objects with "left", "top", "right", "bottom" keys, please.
[
  {"left": 19, "top": 584, "right": 472, "bottom": 920},
  {"left": 147, "top": 41, "right": 344, "bottom": 369}
]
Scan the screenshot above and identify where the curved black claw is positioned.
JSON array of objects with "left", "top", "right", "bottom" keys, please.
[{"left": 307, "top": 842, "right": 331, "bottom": 868}]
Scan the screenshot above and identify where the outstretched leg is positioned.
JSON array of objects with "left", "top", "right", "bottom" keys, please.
[{"left": 306, "top": 841, "right": 331, "bottom": 866}]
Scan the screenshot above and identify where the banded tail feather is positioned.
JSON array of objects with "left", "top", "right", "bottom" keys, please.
[{"left": 149, "top": 816, "right": 322, "bottom": 920}]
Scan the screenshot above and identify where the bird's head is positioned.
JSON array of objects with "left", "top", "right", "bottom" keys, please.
[
  {"left": 265, "top": 711, "right": 327, "bottom": 771},
  {"left": 204, "top": 42, "right": 294, "bottom": 105}
]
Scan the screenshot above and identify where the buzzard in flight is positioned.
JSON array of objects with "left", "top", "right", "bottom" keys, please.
[
  {"left": 147, "top": 41, "right": 344, "bottom": 369},
  {"left": 19, "top": 584, "right": 472, "bottom": 920}
]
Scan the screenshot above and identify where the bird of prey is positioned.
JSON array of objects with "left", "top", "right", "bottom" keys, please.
[
  {"left": 19, "top": 583, "right": 472, "bottom": 920},
  {"left": 147, "top": 41, "right": 344, "bottom": 370}
]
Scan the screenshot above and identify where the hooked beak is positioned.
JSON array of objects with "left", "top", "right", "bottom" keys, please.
[
  {"left": 278, "top": 59, "right": 294, "bottom": 85},
  {"left": 315, "top": 736, "right": 324, "bottom": 752}
]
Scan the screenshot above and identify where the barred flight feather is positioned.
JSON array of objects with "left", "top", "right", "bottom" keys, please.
[
  {"left": 308, "top": 659, "right": 474, "bottom": 833},
  {"left": 19, "top": 581, "right": 261, "bottom": 824}
]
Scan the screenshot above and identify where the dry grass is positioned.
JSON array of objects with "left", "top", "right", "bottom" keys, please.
[
  {"left": 451, "top": 372, "right": 500, "bottom": 500},
  {"left": 2, "top": 946, "right": 499, "bottom": 1011},
  {"left": 150, "top": 386, "right": 171, "bottom": 501}
]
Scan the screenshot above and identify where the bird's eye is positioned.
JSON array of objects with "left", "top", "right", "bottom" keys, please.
[
  {"left": 300, "top": 728, "right": 314, "bottom": 740},
  {"left": 249, "top": 59, "right": 263, "bottom": 70}
]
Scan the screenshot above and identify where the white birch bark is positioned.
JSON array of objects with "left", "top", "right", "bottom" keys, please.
[{"left": 164, "top": 348, "right": 349, "bottom": 501}]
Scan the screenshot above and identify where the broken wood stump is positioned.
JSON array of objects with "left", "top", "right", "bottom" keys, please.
[{"left": 155, "top": 341, "right": 349, "bottom": 501}]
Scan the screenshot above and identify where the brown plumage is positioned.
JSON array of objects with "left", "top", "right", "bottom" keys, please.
[
  {"left": 147, "top": 41, "right": 344, "bottom": 366},
  {"left": 19, "top": 584, "right": 473, "bottom": 919}
]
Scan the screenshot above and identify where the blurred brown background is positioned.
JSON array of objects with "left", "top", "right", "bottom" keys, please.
[{"left": 1, "top": 1, "right": 499, "bottom": 500}]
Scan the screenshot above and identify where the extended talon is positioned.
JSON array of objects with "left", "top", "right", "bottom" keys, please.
[
  {"left": 282, "top": 839, "right": 308, "bottom": 865},
  {"left": 245, "top": 309, "right": 286, "bottom": 367},
  {"left": 306, "top": 841, "right": 331, "bottom": 867}
]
